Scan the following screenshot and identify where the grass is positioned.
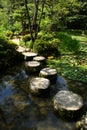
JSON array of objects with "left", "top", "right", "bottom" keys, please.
[{"left": 47, "top": 35, "right": 87, "bottom": 83}]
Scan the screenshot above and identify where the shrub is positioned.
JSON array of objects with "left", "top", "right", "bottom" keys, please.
[
  {"left": 0, "top": 36, "right": 8, "bottom": 48},
  {"left": 5, "top": 30, "right": 13, "bottom": 39},
  {"left": 33, "top": 37, "right": 60, "bottom": 57},
  {"left": 22, "top": 34, "right": 31, "bottom": 42},
  {"left": 57, "top": 32, "right": 80, "bottom": 54},
  {"left": 28, "top": 40, "right": 33, "bottom": 49},
  {"left": 0, "top": 35, "right": 24, "bottom": 70}
]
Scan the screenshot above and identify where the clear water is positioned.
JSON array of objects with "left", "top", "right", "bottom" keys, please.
[{"left": 0, "top": 63, "right": 87, "bottom": 130}]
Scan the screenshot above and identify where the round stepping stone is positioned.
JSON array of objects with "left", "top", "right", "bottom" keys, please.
[
  {"left": 29, "top": 77, "right": 50, "bottom": 96},
  {"left": 25, "top": 61, "right": 40, "bottom": 74},
  {"left": 39, "top": 68, "right": 57, "bottom": 84},
  {"left": 53, "top": 90, "right": 84, "bottom": 120},
  {"left": 16, "top": 46, "right": 25, "bottom": 53},
  {"left": 33, "top": 56, "right": 46, "bottom": 65},
  {"left": 22, "top": 52, "right": 37, "bottom": 61}
]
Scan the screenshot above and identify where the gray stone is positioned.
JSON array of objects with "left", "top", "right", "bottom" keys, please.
[
  {"left": 29, "top": 77, "right": 50, "bottom": 96},
  {"left": 25, "top": 61, "right": 40, "bottom": 73},
  {"left": 16, "top": 46, "right": 25, "bottom": 53},
  {"left": 22, "top": 52, "right": 37, "bottom": 61},
  {"left": 53, "top": 90, "right": 84, "bottom": 120},
  {"left": 39, "top": 68, "right": 57, "bottom": 84},
  {"left": 33, "top": 56, "right": 46, "bottom": 65}
]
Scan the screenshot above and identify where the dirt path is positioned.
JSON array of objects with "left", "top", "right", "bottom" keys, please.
[{"left": 11, "top": 38, "right": 20, "bottom": 45}]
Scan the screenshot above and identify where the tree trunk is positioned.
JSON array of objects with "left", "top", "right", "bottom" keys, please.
[
  {"left": 32, "top": 0, "right": 39, "bottom": 39},
  {"left": 24, "top": 0, "right": 34, "bottom": 42}
]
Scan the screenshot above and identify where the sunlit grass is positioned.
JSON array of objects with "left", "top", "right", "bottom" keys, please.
[
  {"left": 47, "top": 35, "right": 87, "bottom": 83},
  {"left": 71, "top": 35, "right": 87, "bottom": 42}
]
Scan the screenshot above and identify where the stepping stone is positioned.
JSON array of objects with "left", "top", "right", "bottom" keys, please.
[
  {"left": 39, "top": 67, "right": 57, "bottom": 84},
  {"left": 16, "top": 46, "right": 25, "bottom": 53},
  {"left": 22, "top": 52, "right": 37, "bottom": 61},
  {"left": 53, "top": 90, "right": 84, "bottom": 120},
  {"left": 33, "top": 56, "right": 46, "bottom": 65},
  {"left": 29, "top": 77, "right": 50, "bottom": 96},
  {"left": 25, "top": 61, "right": 40, "bottom": 74}
]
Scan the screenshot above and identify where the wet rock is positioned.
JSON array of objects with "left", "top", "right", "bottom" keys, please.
[
  {"left": 11, "top": 93, "right": 29, "bottom": 111},
  {"left": 22, "top": 52, "right": 37, "bottom": 61},
  {"left": 39, "top": 68, "right": 57, "bottom": 84},
  {"left": 25, "top": 61, "right": 41, "bottom": 74},
  {"left": 75, "top": 112, "right": 87, "bottom": 130},
  {"left": 15, "top": 70, "right": 28, "bottom": 81},
  {"left": 29, "top": 77, "right": 50, "bottom": 96},
  {"left": 53, "top": 90, "right": 84, "bottom": 120}
]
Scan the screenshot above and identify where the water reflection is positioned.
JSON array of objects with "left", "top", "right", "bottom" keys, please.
[{"left": 0, "top": 65, "right": 87, "bottom": 130}]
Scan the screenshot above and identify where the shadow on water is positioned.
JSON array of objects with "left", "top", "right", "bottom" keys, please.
[{"left": 0, "top": 64, "right": 87, "bottom": 130}]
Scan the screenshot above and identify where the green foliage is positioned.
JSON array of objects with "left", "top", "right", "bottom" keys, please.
[
  {"left": 57, "top": 32, "right": 80, "bottom": 54},
  {"left": 28, "top": 40, "right": 33, "bottom": 49},
  {"left": 33, "top": 33, "right": 60, "bottom": 57},
  {"left": 47, "top": 54, "right": 87, "bottom": 83},
  {"left": 19, "top": 39, "right": 33, "bottom": 50},
  {"left": 19, "top": 40, "right": 25, "bottom": 47},
  {"left": 0, "top": 36, "right": 12, "bottom": 59},
  {"left": 22, "top": 34, "right": 31, "bottom": 42},
  {"left": 0, "top": 35, "right": 23, "bottom": 70},
  {"left": 13, "top": 21, "right": 22, "bottom": 32},
  {"left": 47, "top": 34, "right": 87, "bottom": 83},
  {"left": 0, "top": 36, "right": 8, "bottom": 47},
  {"left": 67, "top": 15, "right": 87, "bottom": 30},
  {"left": 5, "top": 30, "right": 13, "bottom": 39}
]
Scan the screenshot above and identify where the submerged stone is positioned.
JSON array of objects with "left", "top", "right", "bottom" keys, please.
[
  {"left": 53, "top": 90, "right": 84, "bottom": 120},
  {"left": 29, "top": 77, "right": 50, "bottom": 96}
]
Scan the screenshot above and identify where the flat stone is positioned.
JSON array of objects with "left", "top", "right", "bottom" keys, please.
[
  {"left": 39, "top": 68, "right": 57, "bottom": 83},
  {"left": 16, "top": 46, "right": 25, "bottom": 53},
  {"left": 33, "top": 56, "right": 46, "bottom": 66},
  {"left": 25, "top": 61, "right": 40, "bottom": 67},
  {"left": 33, "top": 56, "right": 46, "bottom": 61},
  {"left": 53, "top": 90, "right": 84, "bottom": 120},
  {"left": 29, "top": 77, "right": 50, "bottom": 96},
  {"left": 22, "top": 52, "right": 37, "bottom": 61},
  {"left": 25, "top": 61, "right": 40, "bottom": 73}
]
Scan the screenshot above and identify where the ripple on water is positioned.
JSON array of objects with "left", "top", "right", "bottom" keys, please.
[{"left": 0, "top": 76, "right": 17, "bottom": 105}]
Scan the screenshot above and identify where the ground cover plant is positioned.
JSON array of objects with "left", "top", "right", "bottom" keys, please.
[{"left": 47, "top": 34, "right": 87, "bottom": 83}]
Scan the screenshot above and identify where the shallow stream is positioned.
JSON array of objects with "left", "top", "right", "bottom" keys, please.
[{"left": 0, "top": 63, "right": 87, "bottom": 130}]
